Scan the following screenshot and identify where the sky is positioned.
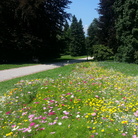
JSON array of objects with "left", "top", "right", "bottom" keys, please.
[{"left": 66, "top": 0, "right": 100, "bottom": 34}]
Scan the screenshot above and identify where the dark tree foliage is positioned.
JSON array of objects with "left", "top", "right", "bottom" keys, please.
[
  {"left": 78, "top": 19, "right": 86, "bottom": 55},
  {"left": 70, "top": 15, "right": 86, "bottom": 56},
  {"left": 0, "top": 0, "right": 20, "bottom": 62},
  {"left": 114, "top": 0, "right": 138, "bottom": 63},
  {"left": 87, "top": 18, "right": 99, "bottom": 56},
  {"left": 98, "top": 0, "right": 117, "bottom": 52},
  {"left": 0, "top": 0, "right": 71, "bottom": 63},
  {"left": 59, "top": 20, "right": 71, "bottom": 55}
]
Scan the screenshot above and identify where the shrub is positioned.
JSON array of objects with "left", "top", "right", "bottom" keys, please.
[
  {"left": 134, "top": 51, "right": 138, "bottom": 64},
  {"left": 92, "top": 45, "right": 114, "bottom": 61}
]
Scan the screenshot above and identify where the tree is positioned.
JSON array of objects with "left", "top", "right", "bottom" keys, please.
[
  {"left": 98, "top": 0, "right": 117, "bottom": 52},
  {"left": 70, "top": 15, "right": 86, "bottom": 56},
  {"left": 87, "top": 18, "right": 99, "bottom": 56},
  {"left": 0, "top": 0, "right": 72, "bottom": 62},
  {"left": 78, "top": 19, "right": 86, "bottom": 55},
  {"left": 0, "top": 0, "right": 20, "bottom": 62},
  {"left": 114, "top": 0, "right": 138, "bottom": 63},
  {"left": 59, "top": 20, "right": 71, "bottom": 55}
]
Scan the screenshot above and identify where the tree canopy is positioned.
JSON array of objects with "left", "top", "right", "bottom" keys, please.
[
  {"left": 70, "top": 15, "right": 86, "bottom": 56},
  {"left": 87, "top": 0, "right": 138, "bottom": 63},
  {"left": 0, "top": 0, "right": 71, "bottom": 63}
]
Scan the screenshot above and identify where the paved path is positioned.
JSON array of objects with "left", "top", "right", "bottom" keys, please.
[{"left": 0, "top": 57, "right": 93, "bottom": 82}]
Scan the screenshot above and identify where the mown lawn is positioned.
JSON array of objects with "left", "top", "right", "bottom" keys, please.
[
  {"left": 0, "top": 55, "right": 87, "bottom": 70},
  {"left": 0, "top": 61, "right": 138, "bottom": 138},
  {"left": 0, "top": 64, "right": 38, "bottom": 70}
]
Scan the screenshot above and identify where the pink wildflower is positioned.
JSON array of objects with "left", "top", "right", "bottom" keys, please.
[
  {"left": 28, "top": 114, "right": 35, "bottom": 118},
  {"left": 11, "top": 125, "right": 16, "bottom": 128},
  {"left": 66, "top": 93, "right": 71, "bottom": 95},
  {"left": 34, "top": 124, "right": 39, "bottom": 128},
  {"left": 48, "top": 112, "right": 56, "bottom": 115},
  {"left": 134, "top": 111, "right": 138, "bottom": 117},
  {"left": 49, "top": 100, "right": 55, "bottom": 103},
  {"left": 132, "top": 135, "right": 138, "bottom": 138},
  {"left": 63, "top": 111, "right": 69, "bottom": 115},
  {"left": 22, "top": 112, "right": 28, "bottom": 116},
  {"left": 29, "top": 118, "right": 33, "bottom": 121},
  {"left": 41, "top": 117, "right": 46, "bottom": 120},
  {"left": 22, "top": 127, "right": 31, "bottom": 132},
  {"left": 30, "top": 122, "right": 35, "bottom": 127},
  {"left": 39, "top": 127, "right": 45, "bottom": 130},
  {"left": 41, "top": 120, "right": 47, "bottom": 123},
  {"left": 43, "top": 107, "right": 46, "bottom": 110},
  {"left": 62, "top": 116, "right": 69, "bottom": 119},
  {"left": 5, "top": 111, "right": 10, "bottom": 115},
  {"left": 48, "top": 122, "right": 56, "bottom": 125},
  {"left": 122, "top": 133, "right": 126, "bottom": 136},
  {"left": 91, "top": 113, "right": 96, "bottom": 116}
]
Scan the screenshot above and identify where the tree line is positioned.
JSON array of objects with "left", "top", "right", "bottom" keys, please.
[
  {"left": 60, "top": 15, "right": 86, "bottom": 56},
  {"left": 0, "top": 0, "right": 72, "bottom": 63},
  {"left": 1, "top": 0, "right": 138, "bottom": 63},
  {"left": 87, "top": 0, "right": 138, "bottom": 63}
]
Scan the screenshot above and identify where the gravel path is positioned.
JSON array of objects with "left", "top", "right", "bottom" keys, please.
[{"left": 0, "top": 57, "right": 93, "bottom": 82}]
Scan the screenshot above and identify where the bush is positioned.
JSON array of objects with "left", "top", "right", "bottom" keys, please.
[
  {"left": 134, "top": 51, "right": 138, "bottom": 64},
  {"left": 92, "top": 45, "right": 114, "bottom": 61}
]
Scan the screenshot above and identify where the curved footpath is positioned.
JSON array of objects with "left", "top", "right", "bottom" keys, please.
[{"left": 0, "top": 57, "right": 93, "bottom": 82}]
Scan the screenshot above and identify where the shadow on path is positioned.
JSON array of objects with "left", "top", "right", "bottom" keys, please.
[{"left": 0, "top": 57, "right": 93, "bottom": 82}]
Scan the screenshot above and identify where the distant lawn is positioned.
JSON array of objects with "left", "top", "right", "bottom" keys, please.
[
  {"left": 0, "top": 64, "right": 38, "bottom": 70},
  {"left": 0, "top": 60, "right": 137, "bottom": 96},
  {"left": 96, "top": 61, "right": 138, "bottom": 76},
  {"left": 0, "top": 64, "right": 76, "bottom": 95},
  {"left": 0, "top": 61, "right": 138, "bottom": 138},
  {"left": 0, "top": 55, "right": 87, "bottom": 70}
]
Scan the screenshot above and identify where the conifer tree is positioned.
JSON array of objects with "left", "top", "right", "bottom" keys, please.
[
  {"left": 0, "top": 0, "right": 72, "bottom": 62},
  {"left": 87, "top": 18, "right": 99, "bottom": 56},
  {"left": 70, "top": 15, "right": 86, "bottom": 56},
  {"left": 59, "top": 20, "right": 71, "bottom": 54},
  {"left": 114, "top": 0, "right": 138, "bottom": 63},
  {"left": 98, "top": 0, "right": 116, "bottom": 52},
  {"left": 78, "top": 19, "right": 86, "bottom": 55}
]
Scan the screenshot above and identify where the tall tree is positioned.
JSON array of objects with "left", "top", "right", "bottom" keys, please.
[
  {"left": 0, "top": 0, "right": 20, "bottom": 62},
  {"left": 98, "top": 0, "right": 116, "bottom": 52},
  {"left": 0, "top": 0, "right": 72, "bottom": 62},
  {"left": 87, "top": 18, "right": 99, "bottom": 56},
  {"left": 78, "top": 19, "right": 86, "bottom": 55},
  {"left": 114, "top": 0, "right": 138, "bottom": 63},
  {"left": 58, "top": 20, "right": 71, "bottom": 54},
  {"left": 70, "top": 15, "right": 86, "bottom": 56}
]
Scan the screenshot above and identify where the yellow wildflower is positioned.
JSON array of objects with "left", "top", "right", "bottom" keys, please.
[{"left": 6, "top": 132, "right": 13, "bottom": 136}]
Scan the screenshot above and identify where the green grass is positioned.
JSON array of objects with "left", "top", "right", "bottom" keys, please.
[
  {"left": 57, "top": 55, "right": 87, "bottom": 60},
  {"left": 96, "top": 61, "right": 138, "bottom": 76},
  {"left": 0, "top": 55, "right": 87, "bottom": 70},
  {"left": 0, "top": 61, "right": 138, "bottom": 138},
  {"left": 0, "top": 64, "right": 38, "bottom": 70},
  {"left": 0, "top": 61, "right": 137, "bottom": 96},
  {"left": 0, "top": 64, "right": 75, "bottom": 96}
]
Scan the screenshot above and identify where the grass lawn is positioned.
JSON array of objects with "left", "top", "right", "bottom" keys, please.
[
  {"left": 0, "top": 61, "right": 138, "bottom": 138},
  {"left": 0, "top": 64, "right": 38, "bottom": 71},
  {"left": 0, "top": 55, "right": 87, "bottom": 70}
]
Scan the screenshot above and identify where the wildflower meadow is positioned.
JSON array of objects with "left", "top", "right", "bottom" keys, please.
[{"left": 0, "top": 62, "right": 138, "bottom": 138}]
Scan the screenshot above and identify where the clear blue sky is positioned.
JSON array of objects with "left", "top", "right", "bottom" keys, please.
[{"left": 66, "top": 0, "right": 100, "bottom": 34}]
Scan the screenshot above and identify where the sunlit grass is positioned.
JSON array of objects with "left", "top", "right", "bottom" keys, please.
[
  {"left": 0, "top": 64, "right": 75, "bottom": 96},
  {"left": 0, "top": 62, "right": 138, "bottom": 138},
  {"left": 0, "top": 55, "right": 87, "bottom": 70},
  {"left": 0, "top": 64, "right": 38, "bottom": 70}
]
